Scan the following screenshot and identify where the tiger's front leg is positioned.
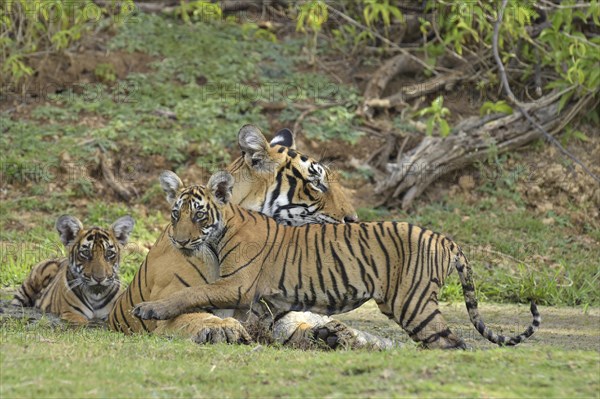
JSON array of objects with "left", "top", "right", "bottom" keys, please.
[
  {"left": 61, "top": 311, "right": 90, "bottom": 326},
  {"left": 155, "top": 312, "right": 252, "bottom": 344},
  {"left": 133, "top": 280, "right": 250, "bottom": 321}
]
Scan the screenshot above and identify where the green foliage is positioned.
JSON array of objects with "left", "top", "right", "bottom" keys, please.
[
  {"left": 540, "top": 0, "right": 600, "bottom": 96},
  {"left": 296, "top": 0, "right": 329, "bottom": 63},
  {"left": 0, "top": 0, "right": 134, "bottom": 87},
  {"left": 415, "top": 95, "right": 451, "bottom": 136},
  {"left": 94, "top": 63, "right": 117, "bottom": 83},
  {"left": 177, "top": 0, "right": 222, "bottom": 24},
  {"left": 480, "top": 100, "right": 513, "bottom": 116},
  {"left": 362, "top": 0, "right": 402, "bottom": 40}
]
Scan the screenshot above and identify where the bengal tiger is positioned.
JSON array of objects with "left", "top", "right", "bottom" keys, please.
[
  {"left": 12, "top": 215, "right": 134, "bottom": 325},
  {"left": 108, "top": 125, "right": 391, "bottom": 349},
  {"left": 132, "top": 170, "right": 541, "bottom": 349}
]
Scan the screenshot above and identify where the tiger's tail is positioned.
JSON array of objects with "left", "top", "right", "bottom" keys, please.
[{"left": 454, "top": 251, "right": 540, "bottom": 346}]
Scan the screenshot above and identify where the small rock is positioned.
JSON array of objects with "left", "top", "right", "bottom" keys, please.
[
  {"left": 458, "top": 175, "right": 475, "bottom": 191},
  {"left": 542, "top": 217, "right": 555, "bottom": 225}
]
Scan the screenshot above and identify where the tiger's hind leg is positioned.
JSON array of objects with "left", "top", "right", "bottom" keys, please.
[
  {"left": 154, "top": 312, "right": 252, "bottom": 344},
  {"left": 12, "top": 260, "right": 62, "bottom": 307},
  {"left": 267, "top": 312, "right": 393, "bottom": 350},
  {"left": 379, "top": 297, "right": 466, "bottom": 350}
]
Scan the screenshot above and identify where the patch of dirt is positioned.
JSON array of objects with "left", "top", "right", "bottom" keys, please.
[
  {"left": 444, "top": 127, "right": 600, "bottom": 233},
  {"left": 1, "top": 31, "right": 156, "bottom": 119},
  {"left": 336, "top": 300, "right": 600, "bottom": 351}
]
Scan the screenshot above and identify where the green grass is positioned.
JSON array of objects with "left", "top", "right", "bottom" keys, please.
[
  {"left": 1, "top": 318, "right": 598, "bottom": 398},
  {"left": 357, "top": 189, "right": 600, "bottom": 308}
]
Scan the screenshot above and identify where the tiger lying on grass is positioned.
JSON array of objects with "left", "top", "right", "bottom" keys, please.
[
  {"left": 109, "top": 125, "right": 391, "bottom": 349},
  {"left": 133, "top": 171, "right": 540, "bottom": 349},
  {"left": 12, "top": 215, "right": 134, "bottom": 325}
]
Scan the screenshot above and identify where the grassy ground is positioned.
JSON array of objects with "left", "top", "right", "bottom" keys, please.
[
  {"left": 2, "top": 302, "right": 599, "bottom": 398},
  {"left": 1, "top": 10, "right": 599, "bottom": 399}
]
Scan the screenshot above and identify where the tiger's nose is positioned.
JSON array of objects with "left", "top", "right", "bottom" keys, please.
[
  {"left": 174, "top": 238, "right": 190, "bottom": 246},
  {"left": 344, "top": 214, "right": 359, "bottom": 223},
  {"left": 92, "top": 275, "right": 106, "bottom": 283}
]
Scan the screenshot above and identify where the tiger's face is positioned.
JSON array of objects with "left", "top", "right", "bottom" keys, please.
[
  {"left": 56, "top": 215, "right": 134, "bottom": 295},
  {"left": 231, "top": 125, "right": 358, "bottom": 226},
  {"left": 160, "top": 171, "right": 231, "bottom": 257}
]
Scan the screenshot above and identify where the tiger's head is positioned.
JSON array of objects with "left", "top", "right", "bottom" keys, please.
[
  {"left": 56, "top": 215, "right": 134, "bottom": 295},
  {"left": 229, "top": 125, "right": 357, "bottom": 226},
  {"left": 159, "top": 171, "right": 233, "bottom": 257}
]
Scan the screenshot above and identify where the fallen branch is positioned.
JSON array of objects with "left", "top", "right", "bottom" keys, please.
[
  {"left": 363, "top": 69, "right": 468, "bottom": 115},
  {"left": 98, "top": 152, "right": 137, "bottom": 202},
  {"left": 358, "top": 54, "right": 422, "bottom": 119},
  {"left": 373, "top": 91, "right": 575, "bottom": 209}
]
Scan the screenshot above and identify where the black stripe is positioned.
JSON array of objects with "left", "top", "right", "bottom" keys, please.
[
  {"left": 65, "top": 297, "right": 89, "bottom": 316},
  {"left": 220, "top": 220, "right": 270, "bottom": 278},
  {"left": 329, "top": 243, "right": 350, "bottom": 289},
  {"left": 409, "top": 309, "right": 441, "bottom": 336},
  {"left": 314, "top": 233, "right": 326, "bottom": 292},
  {"left": 174, "top": 273, "right": 191, "bottom": 287},
  {"left": 96, "top": 287, "right": 119, "bottom": 309},
  {"left": 372, "top": 226, "right": 389, "bottom": 294},
  {"left": 268, "top": 172, "right": 283, "bottom": 211},
  {"left": 220, "top": 243, "right": 241, "bottom": 265},
  {"left": 118, "top": 301, "right": 133, "bottom": 332}
]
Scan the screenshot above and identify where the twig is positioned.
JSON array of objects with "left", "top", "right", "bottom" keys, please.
[
  {"left": 98, "top": 151, "right": 137, "bottom": 202},
  {"left": 493, "top": 0, "right": 600, "bottom": 184},
  {"left": 325, "top": 4, "right": 442, "bottom": 76},
  {"left": 293, "top": 103, "right": 338, "bottom": 134}
]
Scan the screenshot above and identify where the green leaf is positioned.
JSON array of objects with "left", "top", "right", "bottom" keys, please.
[
  {"left": 426, "top": 117, "right": 434, "bottom": 136},
  {"left": 558, "top": 90, "right": 575, "bottom": 113},
  {"left": 439, "top": 119, "right": 451, "bottom": 137},
  {"left": 573, "top": 130, "right": 589, "bottom": 142}
]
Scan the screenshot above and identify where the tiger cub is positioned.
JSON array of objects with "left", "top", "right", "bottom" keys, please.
[
  {"left": 133, "top": 171, "right": 540, "bottom": 349},
  {"left": 12, "top": 215, "right": 134, "bottom": 325}
]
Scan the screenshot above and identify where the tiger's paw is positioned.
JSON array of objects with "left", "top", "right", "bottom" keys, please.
[
  {"left": 315, "top": 320, "right": 394, "bottom": 351},
  {"left": 192, "top": 317, "right": 252, "bottom": 345},
  {"left": 132, "top": 300, "right": 177, "bottom": 320}
]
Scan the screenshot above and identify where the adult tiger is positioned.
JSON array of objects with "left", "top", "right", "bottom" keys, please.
[
  {"left": 108, "top": 125, "right": 390, "bottom": 349},
  {"left": 133, "top": 171, "right": 540, "bottom": 349},
  {"left": 12, "top": 215, "right": 134, "bottom": 325}
]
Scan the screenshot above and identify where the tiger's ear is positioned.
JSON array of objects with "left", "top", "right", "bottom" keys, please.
[
  {"left": 269, "top": 128, "right": 296, "bottom": 149},
  {"left": 238, "top": 124, "right": 270, "bottom": 169},
  {"left": 56, "top": 215, "right": 83, "bottom": 247},
  {"left": 207, "top": 171, "right": 234, "bottom": 206},
  {"left": 111, "top": 215, "right": 135, "bottom": 246},
  {"left": 159, "top": 170, "right": 184, "bottom": 205}
]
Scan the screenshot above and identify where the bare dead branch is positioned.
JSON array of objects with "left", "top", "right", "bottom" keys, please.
[
  {"left": 98, "top": 152, "right": 137, "bottom": 202},
  {"left": 373, "top": 92, "right": 581, "bottom": 209}
]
